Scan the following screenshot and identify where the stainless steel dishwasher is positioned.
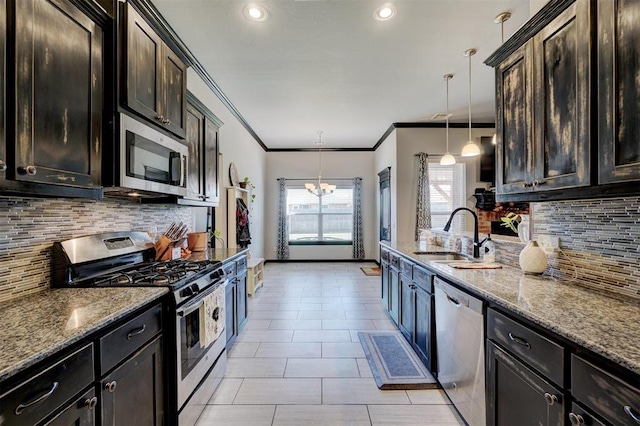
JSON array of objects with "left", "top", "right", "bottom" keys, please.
[{"left": 435, "top": 277, "right": 486, "bottom": 426}]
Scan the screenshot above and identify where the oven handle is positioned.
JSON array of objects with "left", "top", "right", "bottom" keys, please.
[{"left": 177, "top": 281, "right": 225, "bottom": 317}]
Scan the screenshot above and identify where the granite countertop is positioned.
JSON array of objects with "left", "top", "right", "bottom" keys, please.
[
  {"left": 0, "top": 287, "right": 167, "bottom": 383},
  {"left": 187, "top": 247, "right": 249, "bottom": 263},
  {"left": 382, "top": 241, "right": 640, "bottom": 376}
]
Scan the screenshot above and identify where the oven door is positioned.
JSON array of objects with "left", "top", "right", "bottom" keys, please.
[{"left": 175, "top": 281, "right": 226, "bottom": 408}]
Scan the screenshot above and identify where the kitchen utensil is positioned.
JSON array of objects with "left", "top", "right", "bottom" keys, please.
[{"left": 187, "top": 232, "right": 208, "bottom": 252}]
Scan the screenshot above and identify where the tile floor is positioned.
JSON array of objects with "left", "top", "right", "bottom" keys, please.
[{"left": 195, "top": 262, "right": 463, "bottom": 426}]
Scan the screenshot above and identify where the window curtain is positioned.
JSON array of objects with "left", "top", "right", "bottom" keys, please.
[
  {"left": 276, "top": 178, "right": 289, "bottom": 260},
  {"left": 415, "top": 153, "right": 432, "bottom": 241},
  {"left": 352, "top": 177, "right": 365, "bottom": 259}
]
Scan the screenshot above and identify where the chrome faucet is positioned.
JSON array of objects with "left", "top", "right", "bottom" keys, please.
[{"left": 443, "top": 207, "right": 487, "bottom": 259}]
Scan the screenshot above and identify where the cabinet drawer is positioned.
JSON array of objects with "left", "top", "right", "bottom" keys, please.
[
  {"left": 0, "top": 344, "right": 94, "bottom": 426},
  {"left": 399, "top": 258, "right": 413, "bottom": 278},
  {"left": 222, "top": 262, "right": 235, "bottom": 277},
  {"left": 571, "top": 355, "right": 640, "bottom": 426},
  {"left": 99, "top": 304, "right": 162, "bottom": 375},
  {"left": 389, "top": 253, "right": 399, "bottom": 269},
  {"left": 44, "top": 387, "right": 96, "bottom": 426},
  {"left": 487, "top": 308, "right": 564, "bottom": 386},
  {"left": 569, "top": 402, "right": 606, "bottom": 426},
  {"left": 380, "top": 248, "right": 390, "bottom": 263},
  {"left": 413, "top": 266, "right": 433, "bottom": 293},
  {"left": 236, "top": 256, "right": 247, "bottom": 272}
]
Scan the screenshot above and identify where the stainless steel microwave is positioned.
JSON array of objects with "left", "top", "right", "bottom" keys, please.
[{"left": 114, "top": 114, "right": 188, "bottom": 197}]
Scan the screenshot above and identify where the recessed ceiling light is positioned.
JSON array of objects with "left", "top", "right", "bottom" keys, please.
[
  {"left": 373, "top": 4, "right": 396, "bottom": 21},
  {"left": 244, "top": 4, "right": 268, "bottom": 22}
]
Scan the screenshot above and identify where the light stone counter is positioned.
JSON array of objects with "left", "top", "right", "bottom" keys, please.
[
  {"left": 187, "top": 247, "right": 249, "bottom": 263},
  {"left": 382, "top": 241, "right": 640, "bottom": 376},
  {"left": 0, "top": 287, "right": 167, "bottom": 383}
]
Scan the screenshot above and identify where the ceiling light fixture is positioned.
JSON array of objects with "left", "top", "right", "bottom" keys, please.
[
  {"left": 440, "top": 74, "right": 456, "bottom": 166},
  {"left": 305, "top": 131, "right": 336, "bottom": 197},
  {"left": 461, "top": 48, "right": 480, "bottom": 157},
  {"left": 491, "top": 11, "right": 512, "bottom": 146},
  {"left": 244, "top": 4, "right": 268, "bottom": 22},
  {"left": 373, "top": 4, "right": 396, "bottom": 21}
]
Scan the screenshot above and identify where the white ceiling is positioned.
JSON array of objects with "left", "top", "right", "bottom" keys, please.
[{"left": 152, "top": 0, "right": 531, "bottom": 149}]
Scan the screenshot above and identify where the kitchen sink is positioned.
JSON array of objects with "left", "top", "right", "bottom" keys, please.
[{"left": 412, "top": 252, "right": 474, "bottom": 261}]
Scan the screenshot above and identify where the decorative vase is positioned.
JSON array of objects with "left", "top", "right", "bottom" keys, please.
[{"left": 519, "top": 240, "right": 547, "bottom": 275}]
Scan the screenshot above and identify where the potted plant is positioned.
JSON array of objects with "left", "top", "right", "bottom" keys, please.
[
  {"left": 239, "top": 176, "right": 255, "bottom": 190},
  {"left": 499, "top": 212, "right": 521, "bottom": 233}
]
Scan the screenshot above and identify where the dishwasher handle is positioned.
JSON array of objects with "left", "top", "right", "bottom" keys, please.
[{"left": 446, "top": 294, "right": 462, "bottom": 307}]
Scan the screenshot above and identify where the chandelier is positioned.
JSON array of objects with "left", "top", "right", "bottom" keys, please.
[{"left": 305, "top": 131, "right": 336, "bottom": 196}]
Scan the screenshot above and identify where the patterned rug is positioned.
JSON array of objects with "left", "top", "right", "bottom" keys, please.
[
  {"left": 358, "top": 331, "right": 439, "bottom": 390},
  {"left": 360, "top": 266, "right": 381, "bottom": 276}
]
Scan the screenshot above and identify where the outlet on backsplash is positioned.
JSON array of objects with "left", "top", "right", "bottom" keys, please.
[{"left": 538, "top": 235, "right": 560, "bottom": 254}]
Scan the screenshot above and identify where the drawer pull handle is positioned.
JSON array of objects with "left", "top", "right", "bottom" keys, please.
[
  {"left": 15, "top": 382, "right": 59, "bottom": 415},
  {"left": 105, "top": 381, "right": 117, "bottom": 393},
  {"left": 625, "top": 405, "right": 640, "bottom": 424},
  {"left": 543, "top": 392, "right": 558, "bottom": 406},
  {"left": 84, "top": 396, "right": 98, "bottom": 410},
  {"left": 127, "top": 324, "right": 146, "bottom": 339},
  {"left": 569, "top": 413, "right": 585, "bottom": 426},
  {"left": 508, "top": 332, "right": 532, "bottom": 349}
]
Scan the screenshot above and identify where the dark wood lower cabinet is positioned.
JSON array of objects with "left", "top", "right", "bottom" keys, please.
[
  {"left": 101, "top": 336, "right": 164, "bottom": 426},
  {"left": 45, "top": 388, "right": 97, "bottom": 426},
  {"left": 398, "top": 273, "right": 413, "bottom": 341},
  {"left": 236, "top": 271, "right": 248, "bottom": 333},
  {"left": 486, "top": 341, "right": 565, "bottom": 426},
  {"left": 381, "top": 262, "right": 389, "bottom": 310},
  {"left": 568, "top": 402, "right": 606, "bottom": 426},
  {"left": 225, "top": 279, "right": 236, "bottom": 345},
  {"left": 388, "top": 266, "right": 399, "bottom": 324},
  {"left": 413, "top": 284, "right": 433, "bottom": 371}
]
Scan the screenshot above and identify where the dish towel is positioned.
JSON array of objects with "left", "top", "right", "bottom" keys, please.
[{"left": 199, "top": 285, "right": 225, "bottom": 348}]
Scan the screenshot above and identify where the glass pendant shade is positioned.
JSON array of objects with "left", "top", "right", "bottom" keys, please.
[
  {"left": 461, "top": 141, "right": 481, "bottom": 157},
  {"left": 462, "top": 48, "right": 480, "bottom": 157},
  {"left": 440, "top": 153, "right": 456, "bottom": 166}
]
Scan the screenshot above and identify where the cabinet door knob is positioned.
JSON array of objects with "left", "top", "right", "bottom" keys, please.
[
  {"left": 156, "top": 115, "right": 165, "bottom": 122},
  {"left": 84, "top": 396, "right": 98, "bottom": 410},
  {"left": 163, "top": 118, "right": 171, "bottom": 125},
  {"left": 522, "top": 182, "right": 533, "bottom": 188},
  {"left": 18, "top": 165, "right": 37, "bottom": 176},
  {"left": 568, "top": 412, "right": 585, "bottom": 426},
  {"left": 543, "top": 392, "right": 558, "bottom": 406},
  {"left": 104, "top": 380, "right": 117, "bottom": 393},
  {"left": 624, "top": 405, "right": 640, "bottom": 424},
  {"left": 533, "top": 180, "right": 546, "bottom": 186},
  {"left": 0, "top": 160, "right": 6, "bottom": 172}
]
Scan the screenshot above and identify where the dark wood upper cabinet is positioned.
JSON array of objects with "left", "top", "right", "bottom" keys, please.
[
  {"left": 495, "top": 42, "right": 534, "bottom": 195},
  {"left": 13, "top": 0, "right": 102, "bottom": 189},
  {"left": 125, "top": 3, "right": 186, "bottom": 139},
  {"left": 598, "top": 0, "right": 640, "bottom": 184},
  {"left": 0, "top": 0, "right": 5, "bottom": 181},
  {"left": 487, "top": 0, "right": 639, "bottom": 201},
  {"left": 533, "top": 0, "right": 591, "bottom": 191},
  {"left": 181, "top": 92, "right": 221, "bottom": 206}
]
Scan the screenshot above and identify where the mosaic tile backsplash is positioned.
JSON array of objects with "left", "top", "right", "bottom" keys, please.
[{"left": 0, "top": 197, "right": 194, "bottom": 303}]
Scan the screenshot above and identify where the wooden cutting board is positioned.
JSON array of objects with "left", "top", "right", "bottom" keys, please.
[{"left": 448, "top": 262, "right": 502, "bottom": 269}]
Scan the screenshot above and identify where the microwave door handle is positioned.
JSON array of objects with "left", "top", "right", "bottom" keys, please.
[{"left": 181, "top": 154, "right": 186, "bottom": 187}]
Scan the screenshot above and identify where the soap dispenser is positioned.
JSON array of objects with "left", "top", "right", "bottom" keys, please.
[{"left": 482, "top": 234, "right": 496, "bottom": 263}]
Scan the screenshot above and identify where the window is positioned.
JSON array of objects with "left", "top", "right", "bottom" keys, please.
[
  {"left": 287, "top": 186, "right": 353, "bottom": 245},
  {"left": 429, "top": 163, "right": 466, "bottom": 232}
]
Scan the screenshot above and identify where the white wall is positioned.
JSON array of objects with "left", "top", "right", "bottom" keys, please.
[
  {"left": 395, "top": 127, "right": 495, "bottom": 243},
  {"left": 187, "top": 69, "right": 267, "bottom": 257},
  {"left": 264, "top": 151, "right": 377, "bottom": 260}
]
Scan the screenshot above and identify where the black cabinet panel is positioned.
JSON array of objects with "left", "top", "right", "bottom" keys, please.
[
  {"left": 225, "top": 279, "right": 236, "bottom": 345},
  {"left": 185, "top": 103, "right": 204, "bottom": 200},
  {"left": 398, "top": 273, "right": 413, "bottom": 342},
  {"left": 0, "top": 0, "right": 6, "bottom": 181},
  {"left": 487, "top": 341, "right": 564, "bottom": 426},
  {"left": 388, "top": 265, "right": 399, "bottom": 325},
  {"left": 598, "top": 0, "right": 640, "bottom": 184},
  {"left": 101, "top": 336, "right": 164, "bottom": 426},
  {"left": 203, "top": 117, "right": 219, "bottom": 203},
  {"left": 381, "top": 261, "right": 389, "bottom": 310},
  {"left": 414, "top": 284, "right": 433, "bottom": 372},
  {"left": 162, "top": 48, "right": 187, "bottom": 138},
  {"left": 14, "top": 0, "right": 101, "bottom": 188},
  {"left": 44, "top": 388, "right": 96, "bottom": 426},
  {"left": 236, "top": 271, "right": 248, "bottom": 333}
]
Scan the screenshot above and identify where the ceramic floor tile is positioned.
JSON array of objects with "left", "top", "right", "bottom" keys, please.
[
  {"left": 357, "top": 358, "right": 373, "bottom": 377},
  {"left": 254, "top": 342, "right": 321, "bottom": 358},
  {"left": 322, "top": 319, "right": 377, "bottom": 330},
  {"left": 243, "top": 319, "right": 272, "bottom": 330},
  {"left": 248, "top": 310, "right": 299, "bottom": 320},
  {"left": 292, "top": 330, "right": 352, "bottom": 343},
  {"left": 284, "top": 358, "right": 360, "bottom": 378},
  {"left": 322, "top": 378, "right": 410, "bottom": 404},
  {"left": 322, "top": 342, "right": 366, "bottom": 358},
  {"left": 225, "top": 357, "right": 287, "bottom": 377},
  {"left": 367, "top": 404, "right": 463, "bottom": 425},
  {"left": 297, "top": 310, "right": 347, "bottom": 320},
  {"left": 278, "top": 303, "right": 322, "bottom": 311},
  {"left": 233, "top": 378, "right": 322, "bottom": 405},
  {"left": 251, "top": 303, "right": 280, "bottom": 311},
  {"left": 195, "top": 405, "right": 275, "bottom": 426},
  {"left": 228, "top": 342, "right": 260, "bottom": 358},
  {"left": 373, "top": 319, "right": 398, "bottom": 330},
  {"left": 207, "top": 378, "right": 243, "bottom": 404},
  {"left": 345, "top": 310, "right": 391, "bottom": 320},
  {"left": 406, "top": 389, "right": 452, "bottom": 405},
  {"left": 322, "top": 303, "right": 367, "bottom": 311},
  {"left": 272, "top": 405, "right": 371, "bottom": 426},
  {"left": 269, "top": 319, "right": 322, "bottom": 330},
  {"left": 235, "top": 329, "right": 294, "bottom": 343}
]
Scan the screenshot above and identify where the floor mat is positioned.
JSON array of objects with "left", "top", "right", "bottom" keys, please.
[
  {"left": 360, "top": 266, "right": 381, "bottom": 276},
  {"left": 358, "top": 331, "right": 439, "bottom": 390}
]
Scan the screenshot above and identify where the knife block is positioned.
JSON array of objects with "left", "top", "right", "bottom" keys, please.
[{"left": 155, "top": 235, "right": 174, "bottom": 260}]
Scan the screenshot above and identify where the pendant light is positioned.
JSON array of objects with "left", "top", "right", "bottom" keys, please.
[
  {"left": 440, "top": 74, "right": 456, "bottom": 166},
  {"left": 492, "top": 12, "right": 512, "bottom": 146},
  {"left": 461, "top": 48, "right": 480, "bottom": 157},
  {"left": 305, "top": 131, "right": 336, "bottom": 197}
]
